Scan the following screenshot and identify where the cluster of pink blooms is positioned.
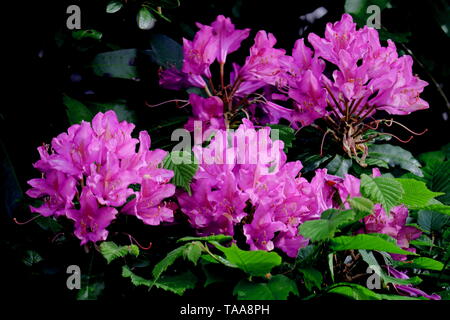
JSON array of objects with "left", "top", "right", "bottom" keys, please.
[
  {"left": 178, "top": 120, "right": 320, "bottom": 257},
  {"left": 26, "top": 111, "right": 175, "bottom": 245},
  {"left": 160, "top": 14, "right": 429, "bottom": 130},
  {"left": 177, "top": 121, "right": 422, "bottom": 260}
]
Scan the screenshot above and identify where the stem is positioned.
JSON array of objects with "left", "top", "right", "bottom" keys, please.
[{"left": 204, "top": 85, "right": 213, "bottom": 97}]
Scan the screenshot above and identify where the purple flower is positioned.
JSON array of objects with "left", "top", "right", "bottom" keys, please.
[
  {"left": 182, "top": 24, "right": 219, "bottom": 87},
  {"left": 26, "top": 170, "right": 77, "bottom": 217},
  {"left": 122, "top": 176, "right": 175, "bottom": 225},
  {"left": 239, "top": 31, "right": 287, "bottom": 86},
  {"left": 67, "top": 188, "right": 118, "bottom": 245},
  {"left": 210, "top": 15, "right": 250, "bottom": 64},
  {"left": 27, "top": 110, "right": 176, "bottom": 245},
  {"left": 184, "top": 93, "right": 226, "bottom": 133}
]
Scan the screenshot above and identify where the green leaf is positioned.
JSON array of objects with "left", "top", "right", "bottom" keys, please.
[
  {"left": 35, "top": 216, "right": 63, "bottom": 233},
  {"left": 77, "top": 275, "right": 104, "bottom": 300},
  {"left": 396, "top": 257, "right": 444, "bottom": 271},
  {"left": 296, "top": 153, "right": 332, "bottom": 173},
  {"left": 86, "top": 100, "right": 136, "bottom": 123},
  {"left": 365, "top": 157, "right": 389, "bottom": 169},
  {"left": 123, "top": 266, "right": 197, "bottom": 296},
  {"left": 182, "top": 242, "right": 202, "bottom": 265},
  {"left": 298, "top": 268, "right": 323, "bottom": 291},
  {"left": 299, "top": 209, "right": 356, "bottom": 241},
  {"left": 23, "top": 250, "right": 43, "bottom": 267},
  {"left": 122, "top": 265, "right": 152, "bottom": 287},
  {"left": 106, "top": 1, "right": 123, "bottom": 13},
  {"left": 415, "top": 203, "right": 450, "bottom": 216},
  {"left": 267, "top": 124, "right": 295, "bottom": 153},
  {"left": 417, "top": 210, "right": 450, "bottom": 232},
  {"left": 211, "top": 243, "right": 282, "bottom": 277},
  {"left": 419, "top": 151, "right": 446, "bottom": 165},
  {"left": 396, "top": 178, "right": 444, "bottom": 208},
  {"left": 378, "top": 30, "right": 411, "bottom": 43},
  {"left": 348, "top": 197, "right": 375, "bottom": 219},
  {"left": 368, "top": 144, "right": 423, "bottom": 176},
  {"left": 360, "top": 174, "right": 403, "bottom": 214},
  {"left": 99, "top": 242, "right": 139, "bottom": 264},
  {"left": 233, "top": 275, "right": 299, "bottom": 300},
  {"left": 137, "top": 7, "right": 156, "bottom": 30},
  {"left": 63, "top": 95, "right": 93, "bottom": 124},
  {"left": 177, "top": 234, "right": 232, "bottom": 243},
  {"left": 151, "top": 245, "right": 187, "bottom": 280},
  {"left": 326, "top": 155, "right": 352, "bottom": 177},
  {"left": 330, "top": 234, "right": 416, "bottom": 255},
  {"left": 72, "top": 29, "right": 102, "bottom": 41},
  {"left": 327, "top": 282, "right": 381, "bottom": 300},
  {"left": 163, "top": 151, "right": 198, "bottom": 194},
  {"left": 153, "top": 271, "right": 197, "bottom": 295},
  {"left": 149, "top": 34, "right": 183, "bottom": 69},
  {"left": 91, "top": 49, "right": 139, "bottom": 80},
  {"left": 422, "top": 161, "right": 450, "bottom": 205}
]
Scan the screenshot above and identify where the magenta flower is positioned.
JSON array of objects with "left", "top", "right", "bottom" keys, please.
[
  {"left": 184, "top": 93, "right": 226, "bottom": 133},
  {"left": 239, "top": 31, "right": 287, "bottom": 85},
  {"left": 122, "top": 176, "right": 176, "bottom": 226},
  {"left": 67, "top": 188, "right": 118, "bottom": 245},
  {"left": 182, "top": 24, "right": 218, "bottom": 88},
  {"left": 243, "top": 204, "right": 287, "bottom": 251},
  {"left": 27, "top": 110, "right": 175, "bottom": 245},
  {"left": 210, "top": 15, "right": 250, "bottom": 64},
  {"left": 26, "top": 170, "right": 77, "bottom": 217}
]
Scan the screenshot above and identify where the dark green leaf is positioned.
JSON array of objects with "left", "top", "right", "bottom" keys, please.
[
  {"left": 368, "top": 144, "right": 423, "bottom": 176},
  {"left": 233, "top": 275, "right": 298, "bottom": 300},
  {"left": 326, "top": 155, "right": 352, "bottom": 177},
  {"left": 268, "top": 124, "right": 295, "bottom": 153},
  {"left": 92, "top": 49, "right": 139, "bottom": 79},
  {"left": 149, "top": 34, "right": 183, "bottom": 69},
  {"left": 63, "top": 95, "right": 93, "bottom": 124}
]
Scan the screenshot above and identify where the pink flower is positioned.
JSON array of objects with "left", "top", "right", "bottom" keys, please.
[
  {"left": 67, "top": 188, "right": 118, "bottom": 245},
  {"left": 239, "top": 31, "right": 287, "bottom": 86},
  {"left": 363, "top": 204, "right": 421, "bottom": 260},
  {"left": 184, "top": 93, "right": 226, "bottom": 133},
  {"left": 27, "top": 110, "right": 176, "bottom": 245},
  {"left": 243, "top": 204, "right": 286, "bottom": 251},
  {"left": 122, "top": 175, "right": 175, "bottom": 225},
  {"left": 210, "top": 15, "right": 250, "bottom": 64},
  {"left": 182, "top": 24, "right": 219, "bottom": 87},
  {"left": 26, "top": 170, "right": 77, "bottom": 217}
]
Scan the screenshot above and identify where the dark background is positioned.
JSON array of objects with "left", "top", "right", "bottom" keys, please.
[{"left": 1, "top": 0, "right": 449, "bottom": 299}]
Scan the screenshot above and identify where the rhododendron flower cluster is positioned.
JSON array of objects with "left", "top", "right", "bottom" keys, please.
[
  {"left": 26, "top": 111, "right": 175, "bottom": 244},
  {"left": 178, "top": 120, "right": 319, "bottom": 257},
  {"left": 160, "top": 13, "right": 429, "bottom": 162}
]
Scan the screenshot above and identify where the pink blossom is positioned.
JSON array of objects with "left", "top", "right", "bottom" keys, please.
[
  {"left": 27, "top": 110, "right": 175, "bottom": 245},
  {"left": 210, "top": 15, "right": 250, "bottom": 64},
  {"left": 67, "top": 188, "right": 118, "bottom": 245},
  {"left": 184, "top": 93, "right": 226, "bottom": 133}
]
